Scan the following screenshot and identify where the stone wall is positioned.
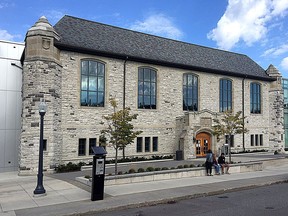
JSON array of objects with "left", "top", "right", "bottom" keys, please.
[
  {"left": 267, "top": 65, "right": 285, "bottom": 152},
  {"left": 20, "top": 60, "right": 62, "bottom": 174}
]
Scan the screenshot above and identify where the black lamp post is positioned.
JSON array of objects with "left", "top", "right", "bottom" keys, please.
[{"left": 34, "top": 99, "right": 47, "bottom": 195}]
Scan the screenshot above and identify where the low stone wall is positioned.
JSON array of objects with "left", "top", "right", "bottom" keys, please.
[{"left": 76, "top": 161, "right": 263, "bottom": 186}]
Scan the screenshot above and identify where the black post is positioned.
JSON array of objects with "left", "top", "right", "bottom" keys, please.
[
  {"left": 34, "top": 111, "right": 46, "bottom": 195},
  {"left": 91, "top": 146, "right": 107, "bottom": 201},
  {"left": 91, "top": 155, "right": 106, "bottom": 201}
]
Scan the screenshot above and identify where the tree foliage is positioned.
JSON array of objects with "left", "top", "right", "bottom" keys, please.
[
  {"left": 101, "top": 98, "right": 142, "bottom": 174},
  {"left": 212, "top": 110, "right": 248, "bottom": 162},
  {"left": 213, "top": 110, "right": 248, "bottom": 140}
]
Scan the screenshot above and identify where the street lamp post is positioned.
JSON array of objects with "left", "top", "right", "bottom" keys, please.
[{"left": 34, "top": 99, "right": 47, "bottom": 196}]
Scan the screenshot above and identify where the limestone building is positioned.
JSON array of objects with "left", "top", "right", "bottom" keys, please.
[{"left": 19, "top": 16, "right": 285, "bottom": 174}]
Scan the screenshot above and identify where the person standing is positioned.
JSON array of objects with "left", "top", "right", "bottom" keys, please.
[
  {"left": 218, "top": 153, "right": 230, "bottom": 174},
  {"left": 205, "top": 149, "right": 213, "bottom": 176}
]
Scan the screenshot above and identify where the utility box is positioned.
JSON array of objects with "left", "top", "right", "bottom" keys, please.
[{"left": 91, "top": 146, "right": 107, "bottom": 201}]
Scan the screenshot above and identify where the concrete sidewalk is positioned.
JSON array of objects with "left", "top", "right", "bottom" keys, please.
[{"left": 0, "top": 153, "right": 287, "bottom": 216}]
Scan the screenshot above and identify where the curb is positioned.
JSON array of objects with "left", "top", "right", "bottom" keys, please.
[{"left": 70, "top": 178, "right": 288, "bottom": 216}]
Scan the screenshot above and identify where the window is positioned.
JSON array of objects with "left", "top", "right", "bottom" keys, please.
[
  {"left": 43, "top": 139, "right": 47, "bottom": 151},
  {"left": 183, "top": 73, "right": 198, "bottom": 111},
  {"left": 260, "top": 134, "right": 263, "bottom": 146},
  {"left": 251, "top": 135, "right": 254, "bottom": 146},
  {"left": 145, "top": 137, "right": 151, "bottom": 152},
  {"left": 225, "top": 135, "right": 234, "bottom": 147},
  {"left": 78, "top": 138, "right": 86, "bottom": 156},
  {"left": 138, "top": 68, "right": 157, "bottom": 109},
  {"left": 81, "top": 60, "right": 105, "bottom": 107},
  {"left": 137, "top": 136, "right": 158, "bottom": 153},
  {"left": 220, "top": 79, "right": 232, "bottom": 112},
  {"left": 153, "top": 137, "right": 158, "bottom": 152},
  {"left": 282, "top": 79, "right": 288, "bottom": 107},
  {"left": 89, "top": 138, "right": 96, "bottom": 155},
  {"left": 250, "top": 83, "right": 261, "bottom": 114},
  {"left": 137, "top": 137, "right": 143, "bottom": 152},
  {"left": 255, "top": 134, "right": 259, "bottom": 146}
]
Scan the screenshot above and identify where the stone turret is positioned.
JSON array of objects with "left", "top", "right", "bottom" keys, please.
[
  {"left": 19, "top": 16, "right": 62, "bottom": 175},
  {"left": 266, "top": 64, "right": 285, "bottom": 153}
]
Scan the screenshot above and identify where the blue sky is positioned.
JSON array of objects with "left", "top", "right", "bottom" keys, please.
[{"left": 1, "top": 0, "right": 288, "bottom": 77}]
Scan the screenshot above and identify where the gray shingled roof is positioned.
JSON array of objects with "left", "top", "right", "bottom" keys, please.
[{"left": 54, "top": 15, "right": 273, "bottom": 81}]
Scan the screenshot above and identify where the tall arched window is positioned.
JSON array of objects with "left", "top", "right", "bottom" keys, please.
[
  {"left": 250, "top": 82, "right": 261, "bottom": 114},
  {"left": 183, "top": 73, "right": 198, "bottom": 111},
  {"left": 219, "top": 79, "right": 232, "bottom": 112},
  {"left": 81, "top": 60, "right": 105, "bottom": 107},
  {"left": 138, "top": 68, "right": 157, "bottom": 109}
]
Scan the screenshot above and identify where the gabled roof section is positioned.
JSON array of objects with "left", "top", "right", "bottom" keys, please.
[{"left": 54, "top": 15, "right": 273, "bottom": 81}]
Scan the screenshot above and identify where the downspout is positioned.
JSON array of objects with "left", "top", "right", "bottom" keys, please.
[
  {"left": 123, "top": 56, "right": 128, "bottom": 109},
  {"left": 242, "top": 75, "right": 247, "bottom": 151}
]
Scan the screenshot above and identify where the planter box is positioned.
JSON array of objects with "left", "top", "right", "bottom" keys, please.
[{"left": 76, "top": 161, "right": 263, "bottom": 186}]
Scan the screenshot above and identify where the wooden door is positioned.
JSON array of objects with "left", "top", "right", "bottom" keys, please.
[{"left": 196, "top": 132, "right": 211, "bottom": 157}]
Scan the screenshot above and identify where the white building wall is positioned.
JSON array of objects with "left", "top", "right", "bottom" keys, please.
[{"left": 0, "top": 40, "right": 24, "bottom": 172}]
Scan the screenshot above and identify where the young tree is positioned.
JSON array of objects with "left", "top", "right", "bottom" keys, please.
[
  {"left": 101, "top": 98, "right": 142, "bottom": 175},
  {"left": 212, "top": 110, "right": 248, "bottom": 163}
]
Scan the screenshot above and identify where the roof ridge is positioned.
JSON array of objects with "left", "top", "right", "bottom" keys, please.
[
  {"left": 53, "top": 15, "right": 271, "bottom": 81},
  {"left": 57, "top": 15, "right": 247, "bottom": 58}
]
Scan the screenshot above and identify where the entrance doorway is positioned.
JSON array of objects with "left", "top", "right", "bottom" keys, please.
[{"left": 196, "top": 132, "right": 211, "bottom": 157}]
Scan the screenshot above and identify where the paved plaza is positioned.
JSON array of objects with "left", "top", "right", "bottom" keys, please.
[{"left": 0, "top": 152, "right": 287, "bottom": 216}]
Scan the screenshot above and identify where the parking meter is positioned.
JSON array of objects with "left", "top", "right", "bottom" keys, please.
[{"left": 91, "top": 146, "right": 107, "bottom": 201}]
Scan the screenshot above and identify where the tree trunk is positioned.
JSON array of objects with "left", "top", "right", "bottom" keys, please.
[
  {"left": 115, "top": 148, "right": 118, "bottom": 175},
  {"left": 228, "top": 134, "right": 232, "bottom": 163},
  {"left": 122, "top": 147, "right": 125, "bottom": 159}
]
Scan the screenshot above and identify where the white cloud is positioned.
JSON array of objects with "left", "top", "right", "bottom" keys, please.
[
  {"left": 130, "top": 14, "right": 183, "bottom": 40},
  {"left": 281, "top": 57, "right": 288, "bottom": 70},
  {"left": 208, "top": 0, "right": 288, "bottom": 50},
  {"left": 43, "top": 10, "right": 65, "bottom": 24},
  {"left": 0, "top": 29, "right": 15, "bottom": 41},
  {"left": 271, "top": 0, "right": 288, "bottom": 16},
  {"left": 263, "top": 44, "right": 288, "bottom": 56}
]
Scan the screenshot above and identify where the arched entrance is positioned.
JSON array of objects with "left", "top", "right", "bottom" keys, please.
[{"left": 196, "top": 132, "right": 211, "bottom": 157}]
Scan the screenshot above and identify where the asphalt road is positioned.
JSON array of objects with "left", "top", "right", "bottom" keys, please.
[{"left": 83, "top": 182, "right": 288, "bottom": 216}]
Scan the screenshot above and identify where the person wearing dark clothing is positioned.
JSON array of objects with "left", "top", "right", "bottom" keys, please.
[
  {"left": 205, "top": 149, "right": 213, "bottom": 176},
  {"left": 218, "top": 153, "right": 230, "bottom": 174}
]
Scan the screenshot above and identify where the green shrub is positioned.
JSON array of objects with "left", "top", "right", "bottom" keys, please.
[
  {"left": 163, "top": 155, "right": 174, "bottom": 159},
  {"left": 84, "top": 175, "right": 90, "bottom": 179},
  {"left": 189, "top": 164, "right": 195, "bottom": 168},
  {"left": 146, "top": 167, "right": 155, "bottom": 172},
  {"left": 151, "top": 155, "right": 161, "bottom": 160},
  {"left": 128, "top": 168, "right": 136, "bottom": 173},
  {"left": 138, "top": 168, "right": 145, "bottom": 173},
  {"left": 117, "top": 171, "right": 123, "bottom": 175},
  {"left": 170, "top": 167, "right": 175, "bottom": 169},
  {"left": 183, "top": 164, "right": 189, "bottom": 168},
  {"left": 55, "top": 162, "right": 82, "bottom": 173},
  {"left": 106, "top": 154, "right": 174, "bottom": 164},
  {"left": 161, "top": 167, "right": 169, "bottom": 170},
  {"left": 154, "top": 167, "right": 161, "bottom": 171},
  {"left": 177, "top": 165, "right": 183, "bottom": 169}
]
